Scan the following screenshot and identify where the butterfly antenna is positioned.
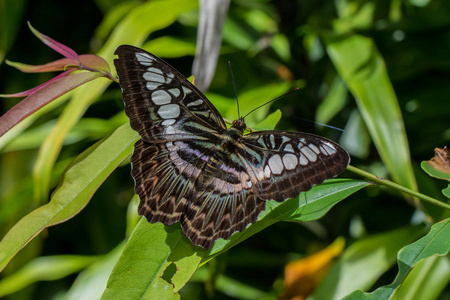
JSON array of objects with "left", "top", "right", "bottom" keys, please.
[
  {"left": 242, "top": 87, "right": 299, "bottom": 119},
  {"left": 228, "top": 61, "right": 240, "bottom": 119},
  {"left": 292, "top": 116, "right": 346, "bottom": 132}
]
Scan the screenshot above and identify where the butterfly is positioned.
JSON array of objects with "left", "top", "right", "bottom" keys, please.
[{"left": 114, "top": 45, "right": 350, "bottom": 249}]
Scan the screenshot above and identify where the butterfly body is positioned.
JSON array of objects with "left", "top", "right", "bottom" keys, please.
[{"left": 114, "top": 45, "right": 350, "bottom": 249}]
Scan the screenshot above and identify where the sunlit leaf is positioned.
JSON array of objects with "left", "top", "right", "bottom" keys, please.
[{"left": 325, "top": 32, "right": 418, "bottom": 194}]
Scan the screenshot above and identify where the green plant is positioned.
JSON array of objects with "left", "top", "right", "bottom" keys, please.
[{"left": 0, "top": 1, "right": 449, "bottom": 299}]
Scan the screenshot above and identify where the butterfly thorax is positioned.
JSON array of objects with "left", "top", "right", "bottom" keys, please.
[
  {"left": 218, "top": 118, "right": 246, "bottom": 153},
  {"left": 194, "top": 118, "right": 247, "bottom": 190}
]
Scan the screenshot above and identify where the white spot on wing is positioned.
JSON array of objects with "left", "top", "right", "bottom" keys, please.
[
  {"left": 182, "top": 85, "right": 192, "bottom": 94},
  {"left": 162, "top": 119, "right": 176, "bottom": 126},
  {"left": 299, "top": 154, "right": 308, "bottom": 165},
  {"left": 301, "top": 147, "right": 317, "bottom": 162},
  {"left": 144, "top": 72, "right": 165, "bottom": 84},
  {"left": 136, "top": 53, "right": 154, "bottom": 65},
  {"left": 187, "top": 99, "right": 203, "bottom": 107},
  {"left": 309, "top": 144, "right": 320, "bottom": 154},
  {"left": 147, "top": 67, "right": 163, "bottom": 75},
  {"left": 246, "top": 181, "right": 252, "bottom": 188},
  {"left": 151, "top": 90, "right": 171, "bottom": 105},
  {"left": 146, "top": 81, "right": 160, "bottom": 91},
  {"left": 268, "top": 154, "right": 283, "bottom": 174},
  {"left": 270, "top": 135, "right": 276, "bottom": 148},
  {"left": 281, "top": 136, "right": 291, "bottom": 144},
  {"left": 264, "top": 165, "right": 271, "bottom": 178},
  {"left": 283, "top": 154, "right": 298, "bottom": 170},
  {"left": 158, "top": 104, "right": 180, "bottom": 119},
  {"left": 169, "top": 88, "right": 180, "bottom": 97},
  {"left": 257, "top": 170, "right": 264, "bottom": 180},
  {"left": 323, "top": 142, "right": 337, "bottom": 155},
  {"left": 166, "top": 126, "right": 175, "bottom": 134},
  {"left": 284, "top": 144, "right": 294, "bottom": 153}
]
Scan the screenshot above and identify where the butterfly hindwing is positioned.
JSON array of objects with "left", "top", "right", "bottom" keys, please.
[
  {"left": 238, "top": 131, "right": 350, "bottom": 202},
  {"left": 132, "top": 136, "right": 266, "bottom": 249}
]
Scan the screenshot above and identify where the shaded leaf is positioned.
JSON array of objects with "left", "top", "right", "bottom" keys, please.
[
  {"left": 310, "top": 225, "right": 426, "bottom": 300},
  {"left": 421, "top": 146, "right": 450, "bottom": 181},
  {"left": 0, "top": 255, "right": 99, "bottom": 297},
  {"left": 64, "top": 243, "right": 125, "bottom": 300},
  {"left": 342, "top": 218, "right": 450, "bottom": 300},
  {"left": 392, "top": 255, "right": 450, "bottom": 300}
]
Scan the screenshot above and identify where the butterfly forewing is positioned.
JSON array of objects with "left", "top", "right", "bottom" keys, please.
[
  {"left": 115, "top": 45, "right": 351, "bottom": 250},
  {"left": 114, "top": 45, "right": 226, "bottom": 142}
]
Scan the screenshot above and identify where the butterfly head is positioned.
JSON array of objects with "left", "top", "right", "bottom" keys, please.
[{"left": 232, "top": 118, "right": 246, "bottom": 132}]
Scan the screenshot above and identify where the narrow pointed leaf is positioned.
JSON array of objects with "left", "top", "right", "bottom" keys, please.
[
  {"left": 28, "top": 22, "right": 79, "bottom": 61},
  {"left": 5, "top": 58, "right": 78, "bottom": 73},
  {"left": 0, "top": 71, "right": 102, "bottom": 138},
  {"left": 324, "top": 32, "right": 418, "bottom": 193}
]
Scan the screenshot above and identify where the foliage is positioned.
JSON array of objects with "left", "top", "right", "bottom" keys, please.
[{"left": 0, "top": 0, "right": 449, "bottom": 299}]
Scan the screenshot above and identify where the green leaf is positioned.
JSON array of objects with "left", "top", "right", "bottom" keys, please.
[
  {"left": 324, "top": 32, "right": 418, "bottom": 193},
  {"left": 443, "top": 185, "right": 450, "bottom": 199},
  {"left": 310, "top": 225, "right": 426, "bottom": 300},
  {"left": 0, "top": 255, "right": 98, "bottom": 297},
  {"left": 316, "top": 76, "right": 347, "bottom": 125},
  {"left": 263, "top": 179, "right": 370, "bottom": 222},
  {"left": 421, "top": 161, "right": 450, "bottom": 181},
  {"left": 392, "top": 255, "right": 450, "bottom": 300},
  {"left": 225, "top": 82, "right": 291, "bottom": 127},
  {"left": 0, "top": 124, "right": 137, "bottom": 271},
  {"left": 205, "top": 179, "right": 369, "bottom": 258},
  {"left": 343, "top": 218, "right": 450, "bottom": 300},
  {"left": 63, "top": 243, "right": 125, "bottom": 300},
  {"left": 340, "top": 109, "right": 371, "bottom": 159},
  {"left": 251, "top": 109, "right": 281, "bottom": 131},
  {"left": 101, "top": 220, "right": 203, "bottom": 299},
  {"left": 142, "top": 37, "right": 196, "bottom": 58}
]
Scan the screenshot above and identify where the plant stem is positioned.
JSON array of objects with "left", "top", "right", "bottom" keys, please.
[{"left": 347, "top": 165, "right": 450, "bottom": 210}]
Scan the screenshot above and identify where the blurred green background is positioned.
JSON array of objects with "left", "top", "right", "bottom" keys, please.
[{"left": 0, "top": 0, "right": 449, "bottom": 299}]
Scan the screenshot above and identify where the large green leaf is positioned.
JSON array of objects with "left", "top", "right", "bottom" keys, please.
[
  {"left": 0, "top": 124, "right": 137, "bottom": 271},
  {"left": 343, "top": 218, "right": 450, "bottom": 300},
  {"left": 101, "top": 220, "right": 203, "bottom": 300},
  {"left": 324, "top": 32, "right": 418, "bottom": 194}
]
